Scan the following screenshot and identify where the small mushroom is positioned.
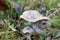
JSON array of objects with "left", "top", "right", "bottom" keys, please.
[{"left": 21, "top": 26, "right": 35, "bottom": 40}]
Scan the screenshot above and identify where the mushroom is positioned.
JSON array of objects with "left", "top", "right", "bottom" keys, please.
[
  {"left": 22, "top": 26, "right": 35, "bottom": 40},
  {"left": 20, "top": 10, "right": 50, "bottom": 22},
  {"left": 20, "top": 10, "right": 51, "bottom": 39}
]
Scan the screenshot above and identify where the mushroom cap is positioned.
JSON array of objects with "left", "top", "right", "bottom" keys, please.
[
  {"left": 20, "top": 10, "right": 50, "bottom": 22},
  {"left": 22, "top": 26, "right": 34, "bottom": 34}
]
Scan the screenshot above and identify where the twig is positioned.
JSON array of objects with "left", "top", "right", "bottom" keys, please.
[{"left": 53, "top": 8, "right": 60, "bottom": 13}]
